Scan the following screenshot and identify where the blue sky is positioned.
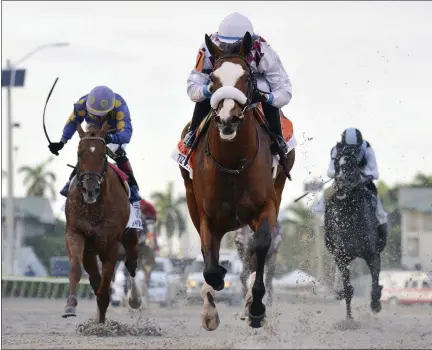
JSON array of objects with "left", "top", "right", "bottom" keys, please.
[{"left": 2, "top": 1, "right": 432, "bottom": 218}]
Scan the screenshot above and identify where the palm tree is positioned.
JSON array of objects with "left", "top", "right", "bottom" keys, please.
[
  {"left": 279, "top": 201, "right": 316, "bottom": 272},
  {"left": 150, "top": 182, "right": 187, "bottom": 256},
  {"left": 412, "top": 173, "right": 432, "bottom": 187},
  {"left": 18, "top": 157, "right": 57, "bottom": 200}
]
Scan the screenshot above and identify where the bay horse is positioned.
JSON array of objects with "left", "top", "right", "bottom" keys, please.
[
  {"left": 179, "top": 32, "right": 295, "bottom": 330},
  {"left": 324, "top": 144, "right": 384, "bottom": 320},
  {"left": 61, "top": 122, "right": 142, "bottom": 323},
  {"left": 234, "top": 224, "right": 280, "bottom": 319}
]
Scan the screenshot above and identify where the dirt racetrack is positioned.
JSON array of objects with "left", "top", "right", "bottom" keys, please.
[{"left": 2, "top": 296, "right": 432, "bottom": 349}]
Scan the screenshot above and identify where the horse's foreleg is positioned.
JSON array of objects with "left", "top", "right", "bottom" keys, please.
[
  {"left": 199, "top": 221, "right": 224, "bottom": 331},
  {"left": 96, "top": 243, "right": 120, "bottom": 323},
  {"left": 335, "top": 258, "right": 354, "bottom": 320},
  {"left": 366, "top": 254, "right": 382, "bottom": 314},
  {"left": 82, "top": 248, "right": 101, "bottom": 296},
  {"left": 122, "top": 229, "right": 142, "bottom": 310},
  {"left": 247, "top": 212, "right": 275, "bottom": 328},
  {"left": 62, "top": 232, "right": 85, "bottom": 318}
]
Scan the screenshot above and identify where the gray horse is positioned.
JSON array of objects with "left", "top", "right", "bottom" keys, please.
[{"left": 324, "top": 145, "right": 385, "bottom": 320}]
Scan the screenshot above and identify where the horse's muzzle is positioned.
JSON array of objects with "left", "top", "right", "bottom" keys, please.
[
  {"left": 81, "top": 177, "right": 101, "bottom": 204},
  {"left": 216, "top": 116, "right": 242, "bottom": 141}
]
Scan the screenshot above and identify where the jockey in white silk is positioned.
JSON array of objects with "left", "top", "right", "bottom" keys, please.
[{"left": 184, "top": 12, "right": 293, "bottom": 154}]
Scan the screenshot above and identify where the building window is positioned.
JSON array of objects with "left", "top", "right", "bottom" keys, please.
[
  {"left": 405, "top": 211, "right": 420, "bottom": 231},
  {"left": 406, "top": 237, "right": 419, "bottom": 257},
  {"left": 423, "top": 213, "right": 432, "bottom": 232}
]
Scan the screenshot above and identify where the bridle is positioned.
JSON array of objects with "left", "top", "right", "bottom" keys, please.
[
  {"left": 205, "top": 53, "right": 261, "bottom": 175},
  {"left": 76, "top": 136, "right": 108, "bottom": 187},
  {"left": 210, "top": 53, "right": 258, "bottom": 117}
]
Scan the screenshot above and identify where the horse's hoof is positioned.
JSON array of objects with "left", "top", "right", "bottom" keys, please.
[
  {"left": 201, "top": 310, "right": 220, "bottom": 331},
  {"left": 62, "top": 306, "right": 76, "bottom": 318},
  {"left": 247, "top": 311, "right": 266, "bottom": 329},
  {"left": 371, "top": 301, "right": 382, "bottom": 314},
  {"left": 239, "top": 306, "right": 248, "bottom": 321},
  {"left": 129, "top": 297, "right": 142, "bottom": 310}
]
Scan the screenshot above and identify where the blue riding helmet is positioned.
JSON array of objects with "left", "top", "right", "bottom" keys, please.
[{"left": 86, "top": 86, "right": 116, "bottom": 116}]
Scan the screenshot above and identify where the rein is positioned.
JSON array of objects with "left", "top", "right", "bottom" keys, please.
[
  {"left": 205, "top": 123, "right": 261, "bottom": 175},
  {"left": 76, "top": 136, "right": 108, "bottom": 186}
]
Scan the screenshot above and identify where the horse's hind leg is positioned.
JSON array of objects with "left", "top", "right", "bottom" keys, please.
[
  {"left": 121, "top": 229, "right": 142, "bottom": 310},
  {"left": 96, "top": 243, "right": 120, "bottom": 323},
  {"left": 335, "top": 257, "right": 354, "bottom": 320},
  {"left": 62, "top": 232, "right": 84, "bottom": 318},
  {"left": 265, "top": 253, "right": 276, "bottom": 308},
  {"left": 366, "top": 254, "right": 383, "bottom": 314}
]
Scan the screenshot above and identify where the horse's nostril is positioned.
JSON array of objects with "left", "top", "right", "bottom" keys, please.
[
  {"left": 81, "top": 187, "right": 87, "bottom": 194},
  {"left": 215, "top": 116, "right": 222, "bottom": 124}
]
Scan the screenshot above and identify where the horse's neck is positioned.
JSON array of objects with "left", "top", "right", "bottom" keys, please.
[{"left": 209, "top": 112, "right": 258, "bottom": 164}]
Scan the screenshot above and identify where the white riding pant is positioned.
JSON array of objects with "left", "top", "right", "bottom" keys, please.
[{"left": 107, "top": 143, "right": 127, "bottom": 154}]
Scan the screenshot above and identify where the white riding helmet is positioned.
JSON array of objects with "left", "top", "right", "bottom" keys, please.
[{"left": 217, "top": 12, "right": 255, "bottom": 44}]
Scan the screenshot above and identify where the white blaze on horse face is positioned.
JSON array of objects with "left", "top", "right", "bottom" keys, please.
[
  {"left": 213, "top": 61, "right": 246, "bottom": 121},
  {"left": 90, "top": 146, "right": 96, "bottom": 153},
  {"left": 219, "top": 99, "right": 235, "bottom": 122}
]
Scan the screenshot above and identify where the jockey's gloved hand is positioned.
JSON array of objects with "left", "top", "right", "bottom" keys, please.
[
  {"left": 48, "top": 141, "right": 64, "bottom": 156},
  {"left": 104, "top": 134, "right": 113, "bottom": 144},
  {"left": 252, "top": 91, "right": 271, "bottom": 104}
]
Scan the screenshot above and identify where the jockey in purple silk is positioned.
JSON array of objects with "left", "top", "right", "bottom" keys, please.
[{"left": 48, "top": 85, "right": 141, "bottom": 203}]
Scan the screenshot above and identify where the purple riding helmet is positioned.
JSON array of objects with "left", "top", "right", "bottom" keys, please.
[{"left": 86, "top": 86, "right": 116, "bottom": 117}]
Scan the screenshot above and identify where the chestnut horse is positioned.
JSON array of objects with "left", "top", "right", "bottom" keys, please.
[
  {"left": 61, "top": 122, "right": 142, "bottom": 323},
  {"left": 179, "top": 32, "right": 295, "bottom": 330}
]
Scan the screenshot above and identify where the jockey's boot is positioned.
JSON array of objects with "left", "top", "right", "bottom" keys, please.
[
  {"left": 183, "top": 99, "right": 211, "bottom": 148},
  {"left": 116, "top": 157, "right": 142, "bottom": 202},
  {"left": 60, "top": 167, "right": 77, "bottom": 198},
  {"left": 377, "top": 222, "right": 388, "bottom": 253},
  {"left": 262, "top": 103, "right": 288, "bottom": 155}
]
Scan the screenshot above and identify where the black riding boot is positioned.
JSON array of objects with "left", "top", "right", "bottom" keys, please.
[
  {"left": 261, "top": 102, "right": 288, "bottom": 155},
  {"left": 116, "top": 156, "right": 142, "bottom": 202},
  {"left": 377, "top": 223, "right": 388, "bottom": 253},
  {"left": 184, "top": 99, "right": 211, "bottom": 147},
  {"left": 60, "top": 167, "right": 77, "bottom": 197}
]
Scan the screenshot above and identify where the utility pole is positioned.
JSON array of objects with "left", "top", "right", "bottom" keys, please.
[
  {"left": 2, "top": 42, "right": 69, "bottom": 275},
  {"left": 5, "top": 59, "right": 15, "bottom": 276}
]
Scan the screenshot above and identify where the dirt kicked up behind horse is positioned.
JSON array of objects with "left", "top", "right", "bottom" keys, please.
[
  {"left": 61, "top": 122, "right": 143, "bottom": 323},
  {"left": 178, "top": 32, "right": 295, "bottom": 330}
]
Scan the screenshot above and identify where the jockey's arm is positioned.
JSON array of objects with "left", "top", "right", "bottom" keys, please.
[
  {"left": 363, "top": 147, "right": 379, "bottom": 180},
  {"left": 258, "top": 42, "right": 293, "bottom": 109},
  {"left": 186, "top": 38, "right": 215, "bottom": 102},
  {"left": 327, "top": 146, "right": 337, "bottom": 178},
  {"left": 60, "top": 107, "right": 85, "bottom": 144},
  {"left": 110, "top": 102, "right": 133, "bottom": 145}
]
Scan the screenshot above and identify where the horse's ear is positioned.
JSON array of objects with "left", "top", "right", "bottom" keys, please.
[
  {"left": 240, "top": 31, "right": 253, "bottom": 57},
  {"left": 99, "top": 121, "right": 110, "bottom": 137},
  {"left": 205, "top": 34, "right": 222, "bottom": 60},
  {"left": 76, "top": 122, "right": 85, "bottom": 138}
]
